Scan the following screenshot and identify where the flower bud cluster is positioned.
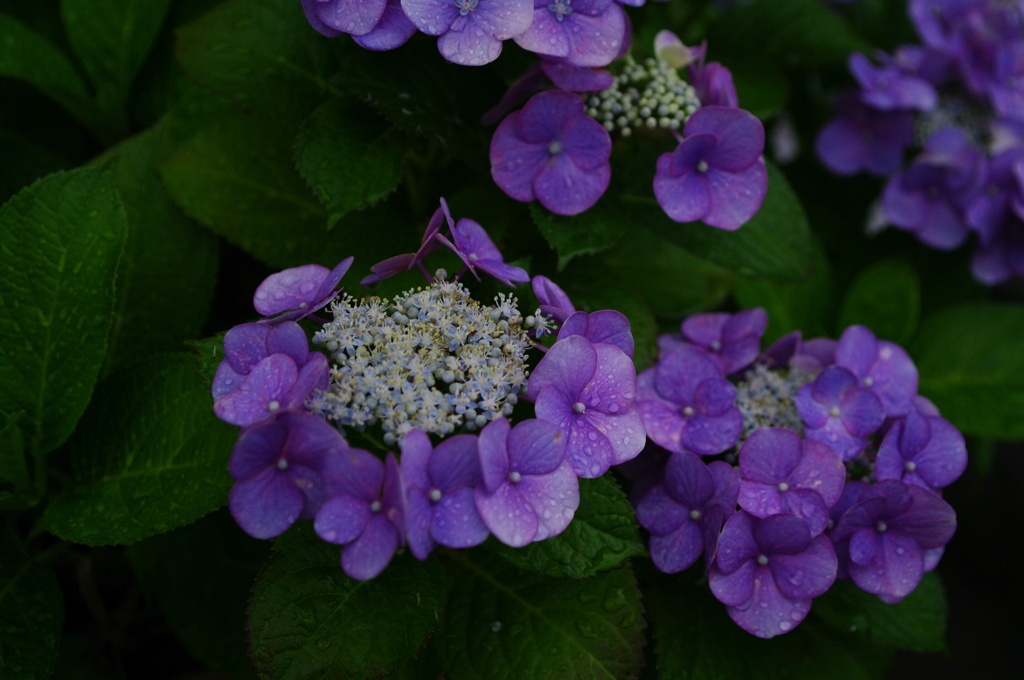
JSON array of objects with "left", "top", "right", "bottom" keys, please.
[
  {"left": 733, "top": 363, "right": 811, "bottom": 442},
  {"left": 311, "top": 277, "right": 530, "bottom": 442},
  {"left": 585, "top": 56, "right": 702, "bottom": 136}
]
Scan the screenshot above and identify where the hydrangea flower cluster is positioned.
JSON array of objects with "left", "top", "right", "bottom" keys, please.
[
  {"left": 816, "top": 0, "right": 1024, "bottom": 284},
  {"left": 488, "top": 30, "right": 768, "bottom": 228},
  {"left": 210, "top": 198, "right": 646, "bottom": 580},
  {"left": 628, "top": 308, "right": 966, "bottom": 638}
]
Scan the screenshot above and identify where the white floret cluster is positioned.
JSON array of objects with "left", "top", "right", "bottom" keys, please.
[
  {"left": 310, "top": 275, "right": 533, "bottom": 443},
  {"left": 734, "top": 363, "right": 813, "bottom": 443},
  {"left": 586, "top": 56, "right": 702, "bottom": 137}
]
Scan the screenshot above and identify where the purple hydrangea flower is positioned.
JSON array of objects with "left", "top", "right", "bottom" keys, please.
[
  {"left": 796, "top": 366, "right": 886, "bottom": 461},
  {"left": 709, "top": 512, "right": 838, "bottom": 638},
  {"left": 228, "top": 412, "right": 343, "bottom": 539},
  {"left": 213, "top": 351, "right": 329, "bottom": 427},
  {"left": 435, "top": 214, "right": 530, "bottom": 287},
  {"left": 532, "top": 274, "right": 576, "bottom": 326},
  {"left": 213, "top": 321, "right": 317, "bottom": 399},
  {"left": 490, "top": 90, "right": 612, "bottom": 216},
  {"left": 653, "top": 106, "right": 768, "bottom": 230},
  {"left": 848, "top": 51, "right": 938, "bottom": 111},
  {"left": 815, "top": 91, "right": 916, "bottom": 177},
  {"left": 679, "top": 307, "right": 768, "bottom": 375},
  {"left": 971, "top": 218, "right": 1024, "bottom": 284},
  {"left": 352, "top": 0, "right": 418, "bottom": 50},
  {"left": 361, "top": 200, "right": 447, "bottom": 286},
  {"left": 736, "top": 427, "right": 846, "bottom": 536},
  {"left": 636, "top": 450, "right": 739, "bottom": 573},
  {"left": 315, "top": 450, "right": 406, "bottom": 580},
  {"left": 636, "top": 345, "right": 743, "bottom": 456},
  {"left": 683, "top": 39, "right": 739, "bottom": 108},
  {"left": 253, "top": 257, "right": 353, "bottom": 323},
  {"left": 473, "top": 417, "right": 579, "bottom": 547},
  {"left": 875, "top": 407, "right": 968, "bottom": 492},
  {"left": 966, "top": 147, "right": 1024, "bottom": 247},
  {"left": 829, "top": 479, "right": 957, "bottom": 602},
  {"left": 529, "top": 334, "right": 645, "bottom": 477},
  {"left": 759, "top": 332, "right": 838, "bottom": 376},
  {"left": 302, "top": 0, "right": 417, "bottom": 50},
  {"left": 401, "top": 430, "right": 489, "bottom": 559},
  {"left": 401, "top": 0, "right": 534, "bottom": 65},
  {"left": 513, "top": 0, "right": 627, "bottom": 68},
  {"left": 834, "top": 325, "right": 919, "bottom": 418},
  {"left": 557, "top": 310, "right": 634, "bottom": 358}
]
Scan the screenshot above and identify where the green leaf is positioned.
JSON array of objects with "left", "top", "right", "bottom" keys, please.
[
  {"left": 813, "top": 573, "right": 947, "bottom": 653},
  {"left": 0, "top": 12, "right": 101, "bottom": 133},
  {"left": 295, "top": 99, "right": 408, "bottom": 229},
  {"left": 440, "top": 550, "right": 645, "bottom": 680},
  {"left": 620, "top": 158, "right": 815, "bottom": 282},
  {"left": 837, "top": 259, "right": 920, "bottom": 346},
  {"left": 98, "top": 119, "right": 219, "bottom": 376},
  {"left": 487, "top": 476, "right": 645, "bottom": 580},
  {"left": 733, "top": 238, "right": 833, "bottom": 344},
  {"left": 911, "top": 303, "right": 1024, "bottom": 440},
  {"left": 186, "top": 333, "right": 227, "bottom": 387},
  {"left": 0, "top": 530, "right": 64, "bottom": 680},
  {"left": 42, "top": 354, "right": 237, "bottom": 545},
  {"left": 723, "top": 58, "right": 789, "bottom": 121},
  {"left": 652, "top": 574, "right": 892, "bottom": 680},
  {"left": 175, "top": 0, "right": 342, "bottom": 124},
  {"left": 529, "top": 199, "right": 627, "bottom": 270},
  {"left": 60, "top": 0, "right": 172, "bottom": 122},
  {"left": 247, "top": 522, "right": 447, "bottom": 680},
  {"left": 0, "top": 166, "right": 128, "bottom": 457},
  {"left": 0, "top": 411, "right": 30, "bottom": 491},
  {"left": 127, "top": 508, "right": 272, "bottom": 679}
]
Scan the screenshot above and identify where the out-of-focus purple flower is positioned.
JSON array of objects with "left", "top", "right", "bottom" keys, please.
[
  {"left": 532, "top": 274, "right": 575, "bottom": 325},
  {"left": 316, "top": 450, "right": 405, "bottom": 580},
  {"left": 893, "top": 44, "right": 955, "bottom": 86},
  {"left": 758, "top": 331, "right": 837, "bottom": 376},
  {"left": 816, "top": 92, "right": 916, "bottom": 177},
  {"left": 541, "top": 58, "right": 616, "bottom": 91},
  {"left": 401, "top": 0, "right": 534, "bottom": 66},
  {"left": 529, "top": 335, "right": 644, "bottom": 477},
  {"left": 637, "top": 450, "right": 738, "bottom": 573},
  {"left": 680, "top": 308, "right": 768, "bottom": 375},
  {"left": 849, "top": 52, "right": 939, "bottom": 111},
  {"left": 834, "top": 325, "right": 918, "bottom": 418},
  {"left": 514, "top": 0, "right": 626, "bottom": 68},
  {"left": 829, "top": 479, "right": 956, "bottom": 602},
  {"left": 637, "top": 345, "right": 743, "bottom": 456},
  {"left": 709, "top": 512, "right": 838, "bottom": 638},
  {"left": 361, "top": 200, "right": 448, "bottom": 285},
  {"left": 966, "top": 148, "right": 1024, "bottom": 246},
  {"left": 228, "top": 412, "right": 343, "bottom": 539},
  {"left": 401, "top": 430, "right": 489, "bottom": 559},
  {"left": 971, "top": 218, "right": 1024, "bottom": 284},
  {"left": 882, "top": 127, "right": 986, "bottom": 249},
  {"left": 473, "top": 418, "right": 579, "bottom": 547},
  {"left": 684, "top": 39, "right": 739, "bottom": 108},
  {"left": 736, "top": 427, "right": 846, "bottom": 536},
  {"left": 253, "top": 257, "right": 353, "bottom": 323},
  {"left": 557, "top": 310, "right": 634, "bottom": 357},
  {"left": 490, "top": 90, "right": 612, "bottom": 216},
  {"left": 653, "top": 106, "right": 768, "bottom": 230},
  {"left": 435, "top": 214, "right": 530, "bottom": 287},
  {"left": 796, "top": 366, "right": 886, "bottom": 461},
  {"left": 213, "top": 351, "right": 329, "bottom": 427},
  {"left": 875, "top": 407, "right": 968, "bottom": 491},
  {"left": 909, "top": 0, "right": 976, "bottom": 51}
]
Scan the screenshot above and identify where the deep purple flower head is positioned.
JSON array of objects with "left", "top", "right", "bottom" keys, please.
[
  {"left": 401, "top": 430, "right": 488, "bottom": 560},
  {"left": 875, "top": 407, "right": 968, "bottom": 492},
  {"left": 971, "top": 217, "right": 1024, "bottom": 284},
  {"left": 473, "top": 417, "right": 579, "bottom": 547},
  {"left": 514, "top": 0, "right": 626, "bottom": 68},
  {"left": 436, "top": 214, "right": 530, "bottom": 287},
  {"left": 253, "top": 257, "right": 353, "bottom": 323},
  {"left": 834, "top": 325, "right": 919, "bottom": 418},
  {"left": 532, "top": 274, "right": 576, "bottom": 326},
  {"left": 490, "top": 90, "right": 612, "bottom": 216},
  {"left": 816, "top": 91, "right": 916, "bottom": 177},
  {"left": 653, "top": 106, "right": 768, "bottom": 230},
  {"left": 848, "top": 51, "right": 939, "bottom": 111},
  {"left": 679, "top": 307, "right": 768, "bottom": 375},
  {"left": 796, "top": 366, "right": 886, "bottom": 461},
  {"left": 636, "top": 450, "right": 739, "bottom": 573},
  {"left": 709, "top": 512, "right": 838, "bottom": 638},
  {"left": 829, "top": 479, "right": 957, "bottom": 602},
  {"left": 361, "top": 200, "right": 447, "bottom": 285},
  {"left": 636, "top": 345, "right": 743, "bottom": 456},
  {"left": 316, "top": 449, "right": 405, "bottom": 580},
  {"left": 529, "top": 334, "right": 645, "bottom": 477},
  {"left": 557, "top": 310, "right": 634, "bottom": 357},
  {"left": 401, "top": 0, "right": 534, "bottom": 65},
  {"left": 228, "top": 412, "right": 343, "bottom": 539},
  {"left": 882, "top": 127, "right": 986, "bottom": 250},
  {"left": 737, "top": 427, "right": 846, "bottom": 536},
  {"left": 966, "top": 147, "right": 1024, "bottom": 247}
]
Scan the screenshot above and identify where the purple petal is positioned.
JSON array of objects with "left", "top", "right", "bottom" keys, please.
[
  {"left": 663, "top": 450, "right": 716, "bottom": 508},
  {"left": 753, "top": 513, "right": 812, "bottom": 555},
  {"left": 681, "top": 313, "right": 729, "bottom": 348},
  {"left": 654, "top": 155, "right": 711, "bottom": 223},
  {"left": 254, "top": 264, "right": 330, "bottom": 316},
  {"left": 438, "top": 24, "right": 504, "bottom": 66},
  {"left": 560, "top": 113, "right": 613, "bottom": 172},
  {"left": 738, "top": 428, "right": 802, "bottom": 485},
  {"left": 701, "top": 160, "right": 769, "bottom": 231},
  {"left": 540, "top": 58, "right": 615, "bottom": 91},
  {"left": 322, "top": 447, "right": 384, "bottom": 501},
  {"left": 778, "top": 488, "right": 831, "bottom": 537},
  {"left": 908, "top": 418, "right": 967, "bottom": 489},
  {"left": 654, "top": 345, "right": 723, "bottom": 406},
  {"left": 533, "top": 275, "right": 575, "bottom": 313},
  {"left": 637, "top": 399, "right": 688, "bottom": 453},
  {"left": 796, "top": 383, "right": 830, "bottom": 429},
  {"left": 512, "top": 8, "right": 570, "bottom": 58},
  {"left": 213, "top": 354, "right": 298, "bottom": 427},
  {"left": 581, "top": 408, "right": 645, "bottom": 469},
  {"left": 399, "top": 429, "right": 433, "bottom": 491},
  {"left": 788, "top": 439, "right": 845, "bottom": 509},
  {"left": 229, "top": 420, "right": 286, "bottom": 480},
  {"left": 265, "top": 323, "right": 310, "bottom": 367},
  {"left": 724, "top": 566, "right": 812, "bottom": 638},
  {"left": 352, "top": 0, "right": 417, "bottom": 50},
  {"left": 737, "top": 480, "right": 784, "bottom": 519},
  {"left": 518, "top": 459, "right": 579, "bottom": 541},
  {"left": 849, "top": 527, "right": 878, "bottom": 566},
  {"left": 474, "top": 481, "right": 538, "bottom": 547},
  {"left": 848, "top": 532, "right": 924, "bottom": 601},
  {"left": 685, "top": 106, "right": 765, "bottom": 172},
  {"left": 212, "top": 360, "right": 246, "bottom": 400},
  {"left": 681, "top": 408, "right": 743, "bottom": 456},
  {"left": 341, "top": 513, "right": 400, "bottom": 580},
  {"left": 473, "top": 0, "right": 534, "bottom": 40},
  {"left": 315, "top": 0, "right": 388, "bottom": 35},
  {"left": 490, "top": 116, "right": 547, "bottom": 200},
  {"left": 284, "top": 352, "right": 329, "bottom": 411},
  {"left": 534, "top": 151, "right": 610, "bottom": 216},
  {"left": 432, "top": 487, "right": 490, "bottom": 548},
  {"left": 315, "top": 493, "right": 373, "bottom": 545},
  {"left": 890, "top": 485, "right": 957, "bottom": 549},
  {"left": 478, "top": 417, "right": 512, "bottom": 493},
  {"left": 279, "top": 411, "right": 345, "bottom": 470},
  {"left": 637, "top": 484, "right": 689, "bottom": 536},
  {"left": 716, "top": 511, "right": 759, "bottom": 574},
  {"left": 669, "top": 133, "right": 717, "bottom": 177},
  {"left": 508, "top": 418, "right": 568, "bottom": 476},
  {"left": 223, "top": 323, "right": 271, "bottom": 374},
  {"left": 649, "top": 521, "right": 704, "bottom": 573},
  {"left": 429, "top": 434, "right": 482, "bottom": 491},
  {"left": 839, "top": 387, "right": 886, "bottom": 436},
  {"left": 301, "top": 0, "right": 345, "bottom": 36},
  {"left": 529, "top": 334, "right": 598, "bottom": 402},
  {"left": 518, "top": 88, "right": 586, "bottom": 143},
  {"left": 405, "top": 486, "right": 434, "bottom": 560},
  {"left": 401, "top": 0, "right": 459, "bottom": 36},
  {"left": 769, "top": 534, "right": 837, "bottom": 600},
  {"left": 452, "top": 217, "right": 504, "bottom": 263},
  {"left": 229, "top": 467, "right": 304, "bottom": 539},
  {"left": 709, "top": 558, "right": 756, "bottom": 606}
]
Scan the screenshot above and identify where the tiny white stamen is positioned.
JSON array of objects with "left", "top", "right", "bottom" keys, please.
[
  {"left": 829, "top": 406, "right": 841, "bottom": 418},
  {"left": 429, "top": 488, "right": 443, "bottom": 502},
  {"left": 276, "top": 459, "right": 288, "bottom": 470},
  {"left": 370, "top": 501, "right": 382, "bottom": 512},
  {"left": 683, "top": 406, "right": 695, "bottom": 417},
  {"left": 904, "top": 461, "right": 917, "bottom": 472},
  {"left": 863, "top": 377, "right": 874, "bottom": 387},
  {"left": 756, "top": 554, "right": 769, "bottom": 566},
  {"left": 689, "top": 509, "right": 701, "bottom": 520},
  {"left": 508, "top": 471, "right": 522, "bottom": 483},
  {"left": 697, "top": 160, "right": 709, "bottom": 173},
  {"left": 573, "top": 402, "right": 587, "bottom": 414},
  {"left": 777, "top": 482, "right": 789, "bottom": 492},
  {"left": 876, "top": 521, "right": 888, "bottom": 533},
  {"left": 548, "top": 140, "right": 563, "bottom": 155},
  {"left": 268, "top": 400, "right": 280, "bottom": 411}
]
